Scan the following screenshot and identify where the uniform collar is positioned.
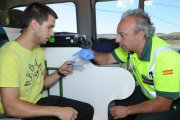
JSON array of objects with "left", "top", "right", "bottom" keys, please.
[{"left": 139, "top": 37, "right": 152, "bottom": 61}]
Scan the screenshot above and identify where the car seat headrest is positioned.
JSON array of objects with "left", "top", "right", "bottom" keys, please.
[{"left": 0, "top": 27, "right": 9, "bottom": 47}]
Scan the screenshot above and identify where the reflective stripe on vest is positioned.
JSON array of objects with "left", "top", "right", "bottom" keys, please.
[{"left": 129, "top": 56, "right": 156, "bottom": 98}]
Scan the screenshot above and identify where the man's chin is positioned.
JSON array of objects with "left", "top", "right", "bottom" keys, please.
[
  {"left": 41, "top": 40, "right": 48, "bottom": 45},
  {"left": 122, "top": 47, "right": 129, "bottom": 52},
  {"left": 41, "top": 42, "right": 46, "bottom": 45}
]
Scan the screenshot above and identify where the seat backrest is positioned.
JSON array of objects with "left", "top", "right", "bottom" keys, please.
[
  {"left": 6, "top": 9, "right": 24, "bottom": 28},
  {"left": 0, "top": 27, "right": 9, "bottom": 47},
  {"left": 91, "top": 38, "right": 119, "bottom": 53}
]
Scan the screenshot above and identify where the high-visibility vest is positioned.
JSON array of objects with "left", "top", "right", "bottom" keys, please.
[{"left": 114, "top": 35, "right": 180, "bottom": 99}]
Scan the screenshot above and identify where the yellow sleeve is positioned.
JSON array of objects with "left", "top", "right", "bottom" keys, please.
[
  {"left": 112, "top": 47, "right": 128, "bottom": 63},
  {"left": 0, "top": 52, "right": 19, "bottom": 87},
  {"left": 154, "top": 51, "right": 180, "bottom": 99}
]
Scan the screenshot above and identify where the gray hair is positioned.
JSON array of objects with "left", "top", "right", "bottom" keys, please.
[{"left": 121, "top": 9, "right": 155, "bottom": 39}]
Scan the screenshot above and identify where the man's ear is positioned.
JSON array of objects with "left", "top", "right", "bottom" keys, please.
[
  {"left": 137, "top": 31, "right": 145, "bottom": 40},
  {"left": 30, "top": 19, "right": 38, "bottom": 30}
]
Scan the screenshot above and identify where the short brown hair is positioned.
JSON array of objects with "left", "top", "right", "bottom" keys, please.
[{"left": 23, "top": 2, "right": 58, "bottom": 28}]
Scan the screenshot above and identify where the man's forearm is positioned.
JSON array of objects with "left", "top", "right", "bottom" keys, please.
[
  {"left": 126, "top": 97, "right": 172, "bottom": 115},
  {"left": 93, "top": 51, "right": 116, "bottom": 65},
  {"left": 4, "top": 99, "right": 59, "bottom": 118},
  {"left": 43, "top": 70, "right": 61, "bottom": 88}
]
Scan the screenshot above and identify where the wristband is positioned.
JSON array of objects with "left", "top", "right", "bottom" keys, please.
[{"left": 56, "top": 69, "right": 66, "bottom": 77}]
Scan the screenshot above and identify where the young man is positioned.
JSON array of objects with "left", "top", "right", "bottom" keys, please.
[
  {"left": 93, "top": 9, "right": 180, "bottom": 120},
  {"left": 0, "top": 2, "right": 94, "bottom": 120}
]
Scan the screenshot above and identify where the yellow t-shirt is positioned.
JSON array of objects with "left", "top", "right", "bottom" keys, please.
[{"left": 0, "top": 41, "right": 46, "bottom": 114}]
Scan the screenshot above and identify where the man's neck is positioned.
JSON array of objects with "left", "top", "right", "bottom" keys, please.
[
  {"left": 135, "top": 39, "right": 146, "bottom": 59},
  {"left": 16, "top": 29, "right": 37, "bottom": 51}
]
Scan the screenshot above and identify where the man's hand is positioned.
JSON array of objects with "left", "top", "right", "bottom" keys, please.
[
  {"left": 55, "top": 107, "right": 78, "bottom": 120},
  {"left": 58, "top": 61, "right": 73, "bottom": 76},
  {"left": 110, "top": 106, "right": 129, "bottom": 119},
  {"left": 72, "top": 49, "right": 94, "bottom": 61}
]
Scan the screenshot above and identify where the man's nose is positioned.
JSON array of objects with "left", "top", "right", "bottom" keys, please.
[
  {"left": 49, "top": 30, "right": 54, "bottom": 37},
  {"left": 115, "top": 35, "right": 122, "bottom": 43}
]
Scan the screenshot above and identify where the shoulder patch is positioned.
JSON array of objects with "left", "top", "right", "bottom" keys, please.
[{"left": 162, "top": 69, "right": 173, "bottom": 75}]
